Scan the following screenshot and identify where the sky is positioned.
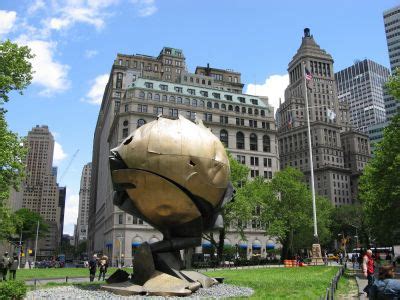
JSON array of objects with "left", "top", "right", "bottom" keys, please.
[{"left": 0, "top": 0, "right": 398, "bottom": 235}]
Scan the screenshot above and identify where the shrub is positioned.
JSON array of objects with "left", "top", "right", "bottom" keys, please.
[{"left": 0, "top": 280, "right": 27, "bottom": 300}]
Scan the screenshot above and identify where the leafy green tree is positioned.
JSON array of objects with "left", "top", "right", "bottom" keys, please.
[
  {"left": 261, "top": 167, "right": 333, "bottom": 259},
  {"left": 360, "top": 113, "right": 400, "bottom": 244},
  {"left": 202, "top": 152, "right": 251, "bottom": 262},
  {"left": 14, "top": 208, "right": 49, "bottom": 241},
  {"left": 0, "top": 39, "right": 34, "bottom": 104},
  {"left": 0, "top": 205, "right": 15, "bottom": 240},
  {"left": 385, "top": 67, "right": 400, "bottom": 100}
]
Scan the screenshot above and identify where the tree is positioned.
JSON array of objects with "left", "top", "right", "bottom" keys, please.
[
  {"left": 202, "top": 152, "right": 252, "bottom": 262},
  {"left": 261, "top": 167, "right": 333, "bottom": 259},
  {"left": 385, "top": 67, "right": 400, "bottom": 100},
  {"left": 359, "top": 113, "right": 400, "bottom": 244},
  {"left": 14, "top": 208, "right": 49, "bottom": 241},
  {"left": 0, "top": 39, "right": 34, "bottom": 104}
]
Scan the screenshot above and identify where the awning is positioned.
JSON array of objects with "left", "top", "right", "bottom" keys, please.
[
  {"left": 252, "top": 239, "right": 262, "bottom": 249},
  {"left": 132, "top": 242, "right": 141, "bottom": 247},
  {"left": 266, "top": 240, "right": 275, "bottom": 250},
  {"left": 202, "top": 241, "right": 213, "bottom": 248},
  {"left": 105, "top": 242, "right": 112, "bottom": 247}
]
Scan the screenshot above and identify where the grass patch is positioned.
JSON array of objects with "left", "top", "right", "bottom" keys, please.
[
  {"left": 204, "top": 266, "right": 339, "bottom": 299},
  {"left": 16, "top": 267, "right": 131, "bottom": 281},
  {"left": 335, "top": 269, "right": 358, "bottom": 299}
]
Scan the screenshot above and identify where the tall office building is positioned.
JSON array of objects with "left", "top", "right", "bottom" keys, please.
[
  {"left": 76, "top": 163, "right": 91, "bottom": 242},
  {"left": 21, "top": 125, "right": 62, "bottom": 257},
  {"left": 335, "top": 59, "right": 389, "bottom": 133},
  {"left": 89, "top": 47, "right": 279, "bottom": 264},
  {"left": 384, "top": 5, "right": 400, "bottom": 120},
  {"left": 277, "top": 29, "right": 370, "bottom": 207}
]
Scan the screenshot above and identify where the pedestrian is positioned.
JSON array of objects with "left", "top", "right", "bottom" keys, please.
[
  {"left": 8, "top": 254, "right": 19, "bottom": 280},
  {"left": 98, "top": 255, "right": 108, "bottom": 281},
  {"left": 369, "top": 265, "right": 400, "bottom": 299},
  {"left": 0, "top": 252, "right": 11, "bottom": 281},
  {"left": 28, "top": 259, "right": 32, "bottom": 269},
  {"left": 362, "top": 249, "right": 375, "bottom": 296},
  {"left": 88, "top": 254, "right": 97, "bottom": 282},
  {"left": 351, "top": 253, "right": 357, "bottom": 269}
]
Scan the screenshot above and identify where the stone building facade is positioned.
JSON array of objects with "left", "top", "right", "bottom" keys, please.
[
  {"left": 277, "top": 29, "right": 370, "bottom": 207},
  {"left": 76, "top": 163, "right": 91, "bottom": 243},
  {"left": 88, "top": 47, "right": 279, "bottom": 265}
]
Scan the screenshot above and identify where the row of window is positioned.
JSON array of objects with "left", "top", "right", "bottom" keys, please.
[{"left": 137, "top": 90, "right": 266, "bottom": 115}]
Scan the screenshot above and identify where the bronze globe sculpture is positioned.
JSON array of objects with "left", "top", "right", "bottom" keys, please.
[{"left": 109, "top": 115, "right": 234, "bottom": 293}]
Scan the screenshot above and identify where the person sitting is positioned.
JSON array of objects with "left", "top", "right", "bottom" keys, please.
[{"left": 370, "top": 265, "right": 400, "bottom": 299}]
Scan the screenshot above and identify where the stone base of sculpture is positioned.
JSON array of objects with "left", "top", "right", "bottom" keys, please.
[
  {"left": 102, "top": 242, "right": 217, "bottom": 296},
  {"left": 310, "top": 243, "right": 325, "bottom": 266}
]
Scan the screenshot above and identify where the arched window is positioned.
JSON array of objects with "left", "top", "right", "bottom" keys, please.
[
  {"left": 220, "top": 130, "right": 228, "bottom": 147},
  {"left": 192, "top": 99, "right": 197, "bottom": 107},
  {"left": 207, "top": 101, "right": 212, "bottom": 109},
  {"left": 202, "top": 79, "right": 205, "bottom": 84},
  {"left": 199, "top": 100, "right": 204, "bottom": 107},
  {"left": 242, "top": 107, "right": 246, "bottom": 113},
  {"left": 185, "top": 98, "right": 190, "bottom": 105},
  {"left": 147, "top": 92, "right": 152, "bottom": 100},
  {"left": 208, "top": 80, "right": 211, "bottom": 85},
  {"left": 154, "top": 94, "right": 160, "bottom": 101},
  {"left": 235, "top": 106, "right": 240, "bottom": 113},
  {"left": 177, "top": 97, "right": 182, "bottom": 104},
  {"left": 263, "top": 135, "right": 271, "bottom": 152},
  {"left": 250, "top": 133, "right": 258, "bottom": 151},
  {"left": 255, "top": 109, "right": 259, "bottom": 115},
  {"left": 261, "top": 110, "right": 265, "bottom": 116},
  {"left": 228, "top": 105, "right": 233, "bottom": 111},
  {"left": 162, "top": 95, "right": 167, "bottom": 101},
  {"left": 169, "top": 96, "right": 175, "bottom": 103},
  {"left": 221, "top": 104, "right": 226, "bottom": 110},
  {"left": 139, "top": 91, "right": 145, "bottom": 99},
  {"left": 248, "top": 108, "right": 253, "bottom": 114},
  {"left": 214, "top": 102, "right": 219, "bottom": 109},
  {"left": 137, "top": 119, "right": 146, "bottom": 128},
  {"left": 236, "top": 132, "right": 244, "bottom": 149}
]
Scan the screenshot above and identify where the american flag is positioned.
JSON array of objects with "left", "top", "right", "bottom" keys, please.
[{"left": 305, "top": 67, "right": 313, "bottom": 81}]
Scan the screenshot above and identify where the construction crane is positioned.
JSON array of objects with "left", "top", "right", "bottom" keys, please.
[{"left": 59, "top": 149, "right": 79, "bottom": 183}]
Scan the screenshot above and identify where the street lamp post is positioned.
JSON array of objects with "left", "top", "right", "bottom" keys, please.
[{"left": 116, "top": 235, "right": 124, "bottom": 268}]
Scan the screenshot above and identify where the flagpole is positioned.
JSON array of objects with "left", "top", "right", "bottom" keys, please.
[{"left": 303, "top": 61, "right": 318, "bottom": 241}]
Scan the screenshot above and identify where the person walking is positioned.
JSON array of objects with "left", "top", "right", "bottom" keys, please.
[
  {"left": 0, "top": 252, "right": 11, "bottom": 281},
  {"left": 88, "top": 254, "right": 98, "bottom": 282},
  {"left": 8, "top": 254, "right": 19, "bottom": 280},
  {"left": 363, "top": 249, "right": 375, "bottom": 296},
  {"left": 98, "top": 255, "right": 108, "bottom": 281}
]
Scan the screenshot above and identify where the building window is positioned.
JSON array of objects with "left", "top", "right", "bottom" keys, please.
[
  {"left": 251, "top": 99, "right": 258, "bottom": 105},
  {"left": 192, "top": 99, "right": 198, "bottom": 107},
  {"left": 236, "top": 132, "right": 245, "bottom": 149},
  {"left": 263, "top": 135, "right": 271, "bottom": 152},
  {"left": 212, "top": 93, "right": 220, "bottom": 99},
  {"left": 250, "top": 133, "right": 258, "bottom": 151},
  {"left": 137, "top": 119, "right": 146, "bottom": 128},
  {"left": 199, "top": 100, "right": 204, "bottom": 107},
  {"left": 160, "top": 84, "right": 168, "bottom": 91},
  {"left": 175, "top": 86, "right": 183, "bottom": 93},
  {"left": 220, "top": 130, "right": 228, "bottom": 147},
  {"left": 207, "top": 101, "right": 212, "bottom": 109},
  {"left": 169, "top": 96, "right": 175, "bottom": 102},
  {"left": 228, "top": 105, "right": 233, "bottom": 111},
  {"left": 204, "top": 113, "right": 212, "bottom": 122},
  {"left": 162, "top": 95, "right": 167, "bottom": 101},
  {"left": 154, "top": 94, "right": 160, "bottom": 101},
  {"left": 139, "top": 91, "right": 145, "bottom": 99},
  {"left": 200, "top": 91, "right": 208, "bottom": 97},
  {"left": 187, "top": 88, "right": 195, "bottom": 95},
  {"left": 147, "top": 93, "right": 152, "bottom": 100},
  {"left": 169, "top": 108, "right": 178, "bottom": 118},
  {"left": 118, "top": 214, "right": 123, "bottom": 224},
  {"left": 122, "top": 128, "right": 129, "bottom": 138},
  {"left": 250, "top": 156, "right": 259, "bottom": 166},
  {"left": 185, "top": 98, "right": 190, "bottom": 105},
  {"left": 214, "top": 102, "right": 219, "bottom": 109},
  {"left": 145, "top": 82, "right": 153, "bottom": 89},
  {"left": 138, "top": 104, "right": 147, "bottom": 113},
  {"left": 220, "top": 115, "right": 228, "bottom": 124},
  {"left": 248, "top": 108, "right": 253, "bottom": 114},
  {"left": 124, "top": 104, "right": 129, "bottom": 112},
  {"left": 155, "top": 107, "right": 163, "bottom": 115},
  {"left": 261, "top": 110, "right": 265, "bottom": 116},
  {"left": 242, "top": 107, "right": 246, "bottom": 114},
  {"left": 221, "top": 104, "right": 226, "bottom": 110},
  {"left": 116, "top": 73, "right": 123, "bottom": 88},
  {"left": 177, "top": 97, "right": 182, "bottom": 104},
  {"left": 237, "top": 155, "right": 245, "bottom": 164},
  {"left": 264, "top": 158, "right": 272, "bottom": 167},
  {"left": 225, "top": 95, "right": 232, "bottom": 101}
]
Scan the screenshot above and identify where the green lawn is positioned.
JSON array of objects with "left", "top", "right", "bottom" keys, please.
[
  {"left": 15, "top": 267, "right": 131, "bottom": 281},
  {"left": 334, "top": 269, "right": 359, "bottom": 299},
  {"left": 204, "top": 266, "right": 340, "bottom": 299}
]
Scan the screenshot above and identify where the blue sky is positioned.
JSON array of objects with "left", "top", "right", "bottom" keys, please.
[{"left": 0, "top": 0, "right": 398, "bottom": 235}]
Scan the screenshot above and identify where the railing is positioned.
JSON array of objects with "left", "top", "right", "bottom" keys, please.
[{"left": 320, "top": 265, "right": 345, "bottom": 300}]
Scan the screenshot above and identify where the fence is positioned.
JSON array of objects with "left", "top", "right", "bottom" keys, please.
[{"left": 320, "top": 266, "right": 345, "bottom": 300}]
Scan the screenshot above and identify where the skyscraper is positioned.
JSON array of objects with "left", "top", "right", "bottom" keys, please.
[
  {"left": 335, "top": 59, "right": 389, "bottom": 133},
  {"left": 277, "top": 29, "right": 370, "bottom": 207},
  {"left": 383, "top": 5, "right": 400, "bottom": 120},
  {"left": 21, "top": 125, "right": 62, "bottom": 257},
  {"left": 89, "top": 47, "right": 279, "bottom": 264},
  {"left": 76, "top": 163, "right": 91, "bottom": 243}
]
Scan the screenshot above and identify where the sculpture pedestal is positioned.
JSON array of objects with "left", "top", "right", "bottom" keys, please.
[{"left": 310, "top": 243, "right": 325, "bottom": 266}]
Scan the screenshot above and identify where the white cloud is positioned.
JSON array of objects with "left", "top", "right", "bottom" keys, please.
[
  {"left": 16, "top": 36, "right": 70, "bottom": 95},
  {"left": 85, "top": 49, "right": 98, "bottom": 58},
  {"left": 83, "top": 73, "right": 109, "bottom": 105},
  {"left": 63, "top": 193, "right": 79, "bottom": 235},
  {"left": 131, "top": 0, "right": 157, "bottom": 17},
  {"left": 246, "top": 74, "right": 289, "bottom": 112},
  {"left": 48, "top": 17, "right": 71, "bottom": 30},
  {"left": 0, "top": 10, "right": 17, "bottom": 37},
  {"left": 53, "top": 141, "right": 67, "bottom": 165},
  {"left": 28, "top": 0, "right": 46, "bottom": 15}
]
